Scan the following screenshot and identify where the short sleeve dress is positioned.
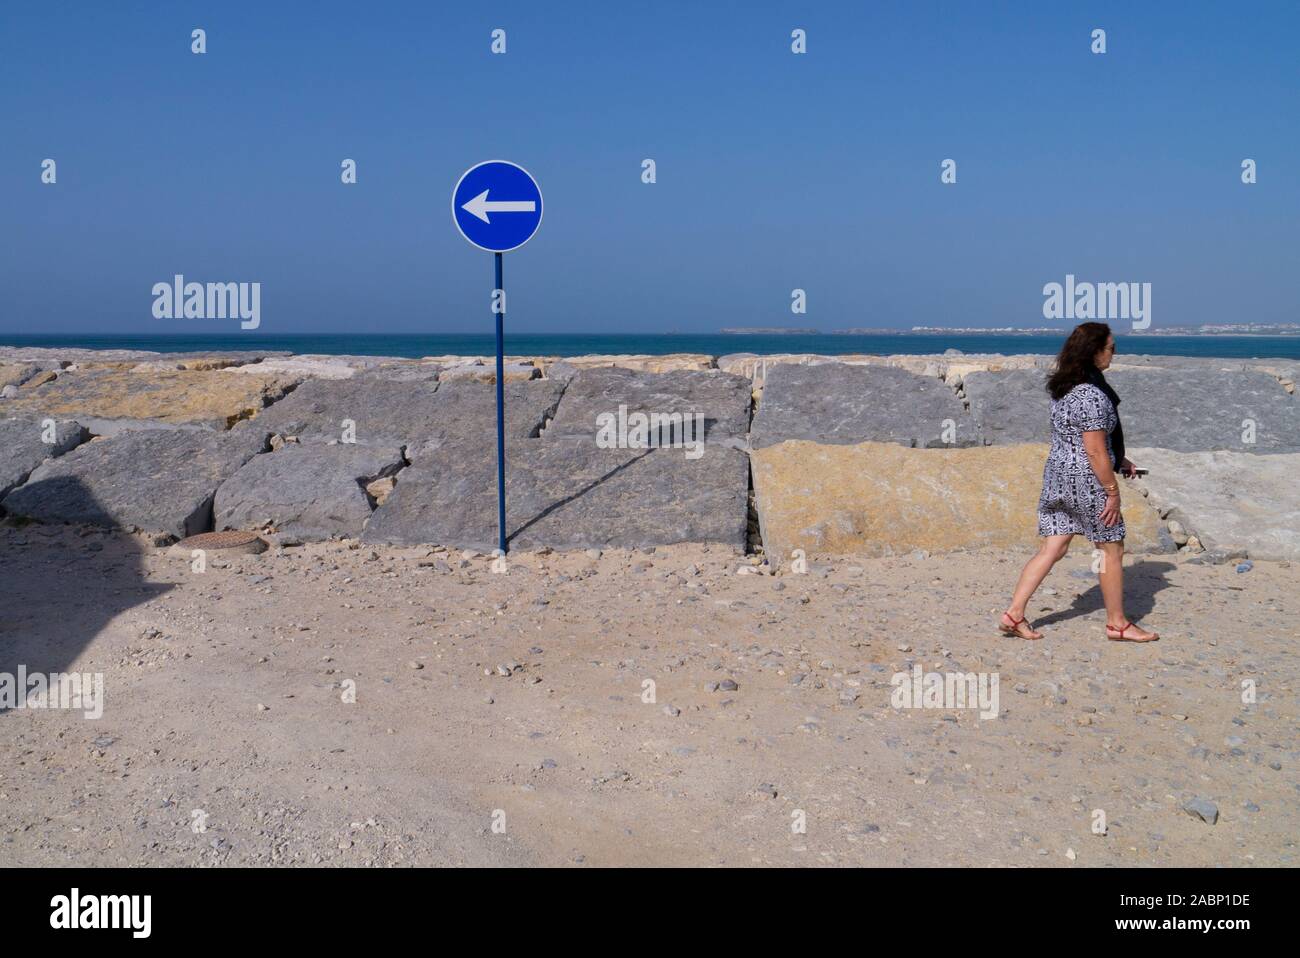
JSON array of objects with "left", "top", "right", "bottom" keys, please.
[{"left": 1036, "top": 382, "right": 1125, "bottom": 543}]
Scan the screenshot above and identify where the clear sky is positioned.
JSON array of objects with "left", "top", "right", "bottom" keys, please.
[{"left": 2, "top": 1, "right": 1297, "bottom": 335}]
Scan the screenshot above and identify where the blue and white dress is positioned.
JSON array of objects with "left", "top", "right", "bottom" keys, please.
[{"left": 1037, "top": 383, "right": 1125, "bottom": 543}]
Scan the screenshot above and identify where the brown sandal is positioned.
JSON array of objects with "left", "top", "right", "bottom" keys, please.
[{"left": 999, "top": 611, "right": 1042, "bottom": 640}]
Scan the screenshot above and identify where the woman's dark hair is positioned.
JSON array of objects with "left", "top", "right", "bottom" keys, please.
[{"left": 1046, "top": 322, "right": 1112, "bottom": 399}]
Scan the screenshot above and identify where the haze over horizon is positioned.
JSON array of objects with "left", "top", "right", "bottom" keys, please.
[{"left": 3, "top": 1, "right": 1297, "bottom": 336}]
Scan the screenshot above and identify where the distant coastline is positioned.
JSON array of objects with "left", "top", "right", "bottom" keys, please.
[
  {"left": 719, "top": 327, "right": 820, "bottom": 335},
  {"left": 726, "top": 323, "right": 1300, "bottom": 337}
]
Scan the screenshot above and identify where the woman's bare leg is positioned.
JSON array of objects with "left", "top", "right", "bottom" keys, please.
[
  {"left": 1002, "top": 535, "right": 1073, "bottom": 638},
  {"left": 1096, "top": 539, "right": 1158, "bottom": 641}
]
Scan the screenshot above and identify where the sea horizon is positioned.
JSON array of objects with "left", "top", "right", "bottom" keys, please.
[{"left": 4, "top": 331, "right": 1300, "bottom": 361}]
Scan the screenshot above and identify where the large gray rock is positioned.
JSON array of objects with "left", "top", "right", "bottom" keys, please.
[
  {"left": 415, "top": 380, "right": 565, "bottom": 449},
  {"left": 0, "top": 364, "right": 40, "bottom": 389},
  {"left": 1107, "top": 369, "right": 1298, "bottom": 453},
  {"left": 1129, "top": 447, "right": 1300, "bottom": 560},
  {"left": 0, "top": 418, "right": 90, "bottom": 499},
  {"left": 965, "top": 367, "right": 1300, "bottom": 452},
  {"left": 544, "top": 367, "right": 751, "bottom": 443},
  {"left": 214, "top": 443, "right": 406, "bottom": 540},
  {"left": 245, "top": 378, "right": 564, "bottom": 451},
  {"left": 750, "top": 363, "right": 975, "bottom": 449},
  {"left": 1, "top": 429, "right": 266, "bottom": 537},
  {"left": 363, "top": 437, "right": 749, "bottom": 552},
  {"left": 964, "top": 369, "right": 1051, "bottom": 445},
  {"left": 241, "top": 376, "right": 441, "bottom": 446}
]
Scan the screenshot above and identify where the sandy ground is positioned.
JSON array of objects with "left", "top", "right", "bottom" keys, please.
[{"left": 0, "top": 522, "right": 1295, "bottom": 867}]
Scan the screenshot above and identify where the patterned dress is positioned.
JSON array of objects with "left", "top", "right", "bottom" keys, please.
[{"left": 1037, "top": 383, "right": 1125, "bottom": 543}]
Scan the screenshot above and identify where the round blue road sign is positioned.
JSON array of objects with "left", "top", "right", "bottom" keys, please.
[{"left": 452, "top": 160, "right": 543, "bottom": 253}]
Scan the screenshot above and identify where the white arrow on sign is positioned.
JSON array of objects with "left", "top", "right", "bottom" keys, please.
[{"left": 461, "top": 189, "right": 537, "bottom": 224}]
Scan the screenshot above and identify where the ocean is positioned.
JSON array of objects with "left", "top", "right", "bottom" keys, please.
[{"left": 3, "top": 332, "right": 1299, "bottom": 361}]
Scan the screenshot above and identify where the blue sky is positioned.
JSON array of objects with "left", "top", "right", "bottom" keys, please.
[{"left": 2, "top": 0, "right": 1297, "bottom": 334}]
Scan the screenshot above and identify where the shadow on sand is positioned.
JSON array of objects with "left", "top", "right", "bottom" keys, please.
[
  {"left": 0, "top": 477, "right": 172, "bottom": 715},
  {"left": 1033, "top": 559, "right": 1178, "bottom": 628}
]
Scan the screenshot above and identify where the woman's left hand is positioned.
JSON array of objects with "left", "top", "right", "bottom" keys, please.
[{"left": 1120, "top": 458, "right": 1138, "bottom": 478}]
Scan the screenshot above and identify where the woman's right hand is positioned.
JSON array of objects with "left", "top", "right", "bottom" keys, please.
[{"left": 1101, "top": 490, "right": 1122, "bottom": 527}]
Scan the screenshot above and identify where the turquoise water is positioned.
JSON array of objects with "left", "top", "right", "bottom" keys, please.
[{"left": 3, "top": 332, "right": 1299, "bottom": 361}]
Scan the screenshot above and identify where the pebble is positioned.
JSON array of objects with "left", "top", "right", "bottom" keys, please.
[
  {"left": 663, "top": 705, "right": 680, "bottom": 717},
  {"left": 1182, "top": 797, "right": 1219, "bottom": 825}
]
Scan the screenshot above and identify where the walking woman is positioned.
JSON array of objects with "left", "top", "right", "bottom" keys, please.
[{"left": 999, "top": 322, "right": 1159, "bottom": 642}]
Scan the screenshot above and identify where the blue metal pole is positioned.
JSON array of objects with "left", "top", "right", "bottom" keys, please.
[{"left": 494, "top": 252, "right": 507, "bottom": 555}]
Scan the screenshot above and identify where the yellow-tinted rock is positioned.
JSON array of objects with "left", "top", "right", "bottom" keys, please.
[
  {"left": 21, "top": 369, "right": 58, "bottom": 388},
  {"left": 562, "top": 353, "right": 717, "bottom": 373},
  {"left": 1, "top": 367, "right": 299, "bottom": 429},
  {"left": 718, "top": 354, "right": 829, "bottom": 380},
  {"left": 751, "top": 440, "right": 1166, "bottom": 563}
]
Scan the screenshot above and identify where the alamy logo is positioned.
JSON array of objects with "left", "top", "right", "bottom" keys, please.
[
  {"left": 0, "top": 667, "right": 103, "bottom": 719},
  {"left": 1042, "top": 274, "right": 1151, "bottom": 330},
  {"left": 595, "top": 405, "right": 705, "bottom": 459},
  {"left": 152, "top": 274, "right": 261, "bottom": 329},
  {"left": 890, "top": 665, "right": 1000, "bottom": 720},
  {"left": 50, "top": 889, "right": 151, "bottom": 938}
]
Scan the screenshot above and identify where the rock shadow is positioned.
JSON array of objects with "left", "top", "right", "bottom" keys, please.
[{"left": 0, "top": 477, "right": 171, "bottom": 715}]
